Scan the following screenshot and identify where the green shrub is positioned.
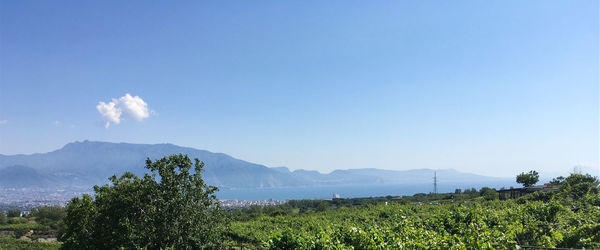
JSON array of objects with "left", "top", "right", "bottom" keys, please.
[
  {"left": 6, "top": 210, "right": 20, "bottom": 218},
  {"left": 516, "top": 190, "right": 555, "bottom": 203},
  {"left": 7, "top": 217, "right": 28, "bottom": 224},
  {"left": 0, "top": 211, "right": 6, "bottom": 225},
  {"left": 30, "top": 206, "right": 66, "bottom": 223},
  {"left": 0, "top": 236, "right": 61, "bottom": 250}
]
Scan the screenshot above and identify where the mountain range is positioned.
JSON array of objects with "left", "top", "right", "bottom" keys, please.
[{"left": 0, "top": 141, "right": 513, "bottom": 189}]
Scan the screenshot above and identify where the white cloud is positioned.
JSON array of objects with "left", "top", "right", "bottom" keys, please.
[
  {"left": 97, "top": 100, "right": 122, "bottom": 128},
  {"left": 52, "top": 121, "right": 62, "bottom": 126},
  {"left": 118, "top": 94, "right": 149, "bottom": 121},
  {"left": 0, "top": 120, "right": 6, "bottom": 125},
  {"left": 96, "top": 93, "right": 151, "bottom": 128}
]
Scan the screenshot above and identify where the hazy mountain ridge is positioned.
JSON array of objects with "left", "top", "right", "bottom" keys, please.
[
  {"left": 0, "top": 165, "right": 51, "bottom": 188},
  {"left": 0, "top": 141, "right": 512, "bottom": 189}
]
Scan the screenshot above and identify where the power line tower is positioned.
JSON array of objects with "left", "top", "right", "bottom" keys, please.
[{"left": 433, "top": 171, "right": 438, "bottom": 194}]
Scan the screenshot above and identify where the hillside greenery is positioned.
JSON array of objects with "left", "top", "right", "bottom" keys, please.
[
  {"left": 225, "top": 172, "right": 599, "bottom": 249},
  {"left": 1, "top": 153, "right": 598, "bottom": 249},
  {"left": 0, "top": 206, "right": 65, "bottom": 249}
]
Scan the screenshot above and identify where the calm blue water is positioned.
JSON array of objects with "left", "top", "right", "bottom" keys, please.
[{"left": 216, "top": 182, "right": 515, "bottom": 201}]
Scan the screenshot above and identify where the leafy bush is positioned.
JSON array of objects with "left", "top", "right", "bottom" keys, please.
[
  {"left": 7, "top": 217, "right": 28, "bottom": 224},
  {"left": 30, "top": 206, "right": 66, "bottom": 223},
  {"left": 61, "top": 154, "right": 226, "bottom": 249},
  {"left": 6, "top": 210, "right": 20, "bottom": 218},
  {"left": 0, "top": 211, "right": 6, "bottom": 225},
  {"left": 516, "top": 190, "right": 555, "bottom": 203},
  {"left": 13, "top": 228, "right": 29, "bottom": 239}
]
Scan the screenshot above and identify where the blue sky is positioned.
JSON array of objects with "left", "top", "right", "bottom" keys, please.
[{"left": 0, "top": 1, "right": 598, "bottom": 177}]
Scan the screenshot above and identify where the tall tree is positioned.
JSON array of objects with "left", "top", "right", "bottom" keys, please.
[
  {"left": 0, "top": 211, "right": 6, "bottom": 224},
  {"left": 6, "top": 209, "right": 20, "bottom": 217},
  {"left": 61, "top": 154, "right": 226, "bottom": 249},
  {"left": 516, "top": 170, "right": 539, "bottom": 187},
  {"left": 61, "top": 194, "right": 96, "bottom": 250}
]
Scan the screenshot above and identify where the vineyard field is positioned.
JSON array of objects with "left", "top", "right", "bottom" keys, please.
[{"left": 228, "top": 188, "right": 600, "bottom": 249}]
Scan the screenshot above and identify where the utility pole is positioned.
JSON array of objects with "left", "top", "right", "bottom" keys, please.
[{"left": 433, "top": 171, "right": 438, "bottom": 194}]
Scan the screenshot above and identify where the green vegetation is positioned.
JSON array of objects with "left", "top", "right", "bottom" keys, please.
[
  {"left": 228, "top": 188, "right": 500, "bottom": 222},
  {"left": 3, "top": 155, "right": 599, "bottom": 249},
  {"left": 228, "top": 201, "right": 598, "bottom": 249},
  {"left": 516, "top": 170, "right": 539, "bottom": 187},
  {"left": 29, "top": 205, "right": 66, "bottom": 235},
  {"left": 0, "top": 237, "right": 61, "bottom": 250},
  {"left": 6, "top": 209, "right": 20, "bottom": 218},
  {"left": 225, "top": 173, "right": 599, "bottom": 249},
  {"left": 0, "top": 223, "right": 48, "bottom": 231},
  {"left": 0, "top": 206, "right": 64, "bottom": 249},
  {"left": 61, "top": 154, "right": 226, "bottom": 249}
]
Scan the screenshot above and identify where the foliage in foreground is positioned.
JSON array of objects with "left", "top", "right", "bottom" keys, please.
[
  {"left": 57, "top": 155, "right": 599, "bottom": 249},
  {"left": 61, "top": 155, "right": 226, "bottom": 250},
  {"left": 228, "top": 174, "right": 600, "bottom": 249}
]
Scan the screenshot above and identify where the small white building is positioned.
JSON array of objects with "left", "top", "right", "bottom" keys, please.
[{"left": 332, "top": 193, "right": 340, "bottom": 199}]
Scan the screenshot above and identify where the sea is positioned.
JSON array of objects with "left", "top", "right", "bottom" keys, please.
[{"left": 216, "top": 182, "right": 517, "bottom": 201}]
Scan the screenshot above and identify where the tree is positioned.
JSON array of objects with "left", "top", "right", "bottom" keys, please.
[
  {"left": 548, "top": 176, "right": 565, "bottom": 186},
  {"left": 6, "top": 209, "right": 20, "bottom": 217},
  {"left": 560, "top": 173, "right": 599, "bottom": 200},
  {"left": 0, "top": 211, "right": 6, "bottom": 224},
  {"left": 61, "top": 154, "right": 226, "bottom": 249},
  {"left": 517, "top": 170, "right": 539, "bottom": 187},
  {"left": 316, "top": 201, "right": 330, "bottom": 212},
  {"left": 30, "top": 205, "right": 66, "bottom": 222},
  {"left": 61, "top": 194, "right": 96, "bottom": 250},
  {"left": 30, "top": 205, "right": 67, "bottom": 238},
  {"left": 479, "top": 187, "right": 498, "bottom": 200}
]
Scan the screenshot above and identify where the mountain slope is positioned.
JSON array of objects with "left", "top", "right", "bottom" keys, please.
[
  {"left": 0, "top": 165, "right": 50, "bottom": 188},
  {"left": 0, "top": 141, "right": 301, "bottom": 188},
  {"left": 0, "top": 141, "right": 512, "bottom": 189}
]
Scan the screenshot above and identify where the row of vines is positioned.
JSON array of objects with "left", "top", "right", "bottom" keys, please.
[{"left": 228, "top": 185, "right": 599, "bottom": 249}]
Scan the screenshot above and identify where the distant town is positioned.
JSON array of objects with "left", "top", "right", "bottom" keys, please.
[
  {"left": 0, "top": 188, "right": 87, "bottom": 212},
  {"left": 219, "top": 198, "right": 287, "bottom": 208},
  {"left": 0, "top": 187, "right": 291, "bottom": 212}
]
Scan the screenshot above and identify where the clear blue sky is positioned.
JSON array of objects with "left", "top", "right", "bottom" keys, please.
[{"left": 1, "top": 1, "right": 598, "bottom": 177}]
